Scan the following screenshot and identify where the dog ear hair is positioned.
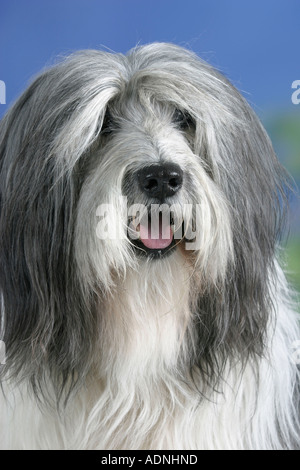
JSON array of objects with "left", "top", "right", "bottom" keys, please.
[
  {"left": 0, "top": 54, "right": 119, "bottom": 401},
  {"left": 190, "top": 73, "right": 291, "bottom": 372}
]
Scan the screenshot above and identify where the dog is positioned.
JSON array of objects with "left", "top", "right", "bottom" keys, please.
[{"left": 0, "top": 43, "right": 299, "bottom": 450}]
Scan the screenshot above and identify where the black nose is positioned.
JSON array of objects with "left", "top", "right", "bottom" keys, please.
[{"left": 138, "top": 163, "right": 183, "bottom": 200}]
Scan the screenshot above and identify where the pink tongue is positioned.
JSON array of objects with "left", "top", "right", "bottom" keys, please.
[{"left": 140, "top": 221, "right": 173, "bottom": 250}]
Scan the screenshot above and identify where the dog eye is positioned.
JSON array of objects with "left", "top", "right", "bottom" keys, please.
[
  {"left": 173, "top": 109, "right": 195, "bottom": 131},
  {"left": 101, "top": 110, "right": 115, "bottom": 136}
]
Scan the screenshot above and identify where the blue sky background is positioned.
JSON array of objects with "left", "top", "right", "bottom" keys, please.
[
  {"left": 0, "top": 0, "right": 299, "bottom": 284},
  {"left": 0, "top": 0, "right": 299, "bottom": 113}
]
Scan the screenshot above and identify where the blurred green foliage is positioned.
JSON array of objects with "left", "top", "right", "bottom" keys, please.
[
  {"left": 286, "top": 238, "right": 300, "bottom": 293},
  {"left": 264, "top": 110, "right": 300, "bottom": 300},
  {"left": 266, "top": 112, "right": 300, "bottom": 174}
]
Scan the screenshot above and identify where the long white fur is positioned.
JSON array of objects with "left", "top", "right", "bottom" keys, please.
[{"left": 0, "top": 260, "right": 298, "bottom": 450}]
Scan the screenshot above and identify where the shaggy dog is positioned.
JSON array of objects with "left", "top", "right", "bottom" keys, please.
[{"left": 0, "top": 43, "right": 299, "bottom": 449}]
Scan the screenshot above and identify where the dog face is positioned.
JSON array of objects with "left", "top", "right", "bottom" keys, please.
[
  {"left": 74, "top": 86, "right": 234, "bottom": 293},
  {"left": 0, "top": 43, "right": 288, "bottom": 398}
]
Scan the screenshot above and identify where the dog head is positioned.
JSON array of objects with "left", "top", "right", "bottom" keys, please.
[{"left": 0, "top": 43, "right": 288, "bottom": 397}]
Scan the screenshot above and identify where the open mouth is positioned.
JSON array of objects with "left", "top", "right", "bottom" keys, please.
[{"left": 128, "top": 212, "right": 183, "bottom": 259}]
